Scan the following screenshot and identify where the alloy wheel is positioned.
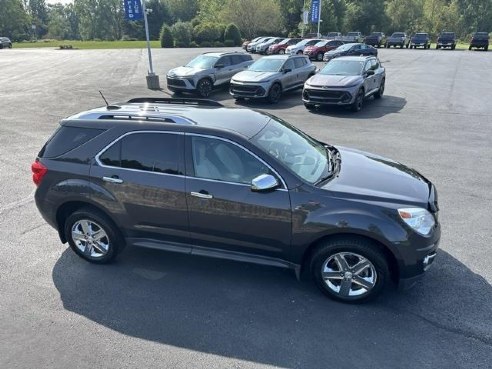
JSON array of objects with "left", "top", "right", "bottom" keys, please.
[
  {"left": 197, "top": 79, "right": 212, "bottom": 97},
  {"left": 71, "top": 219, "right": 110, "bottom": 258}
]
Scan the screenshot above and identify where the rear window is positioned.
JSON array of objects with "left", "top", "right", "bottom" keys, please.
[{"left": 38, "top": 126, "right": 104, "bottom": 158}]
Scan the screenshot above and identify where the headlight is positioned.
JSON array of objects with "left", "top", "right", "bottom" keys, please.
[{"left": 398, "top": 208, "right": 435, "bottom": 236}]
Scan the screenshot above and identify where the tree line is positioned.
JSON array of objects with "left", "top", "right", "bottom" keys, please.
[{"left": 1, "top": 0, "right": 491, "bottom": 43}]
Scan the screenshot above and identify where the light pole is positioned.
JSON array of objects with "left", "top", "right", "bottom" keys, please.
[
  {"left": 317, "top": 0, "right": 322, "bottom": 38},
  {"left": 141, "top": 0, "right": 160, "bottom": 89}
]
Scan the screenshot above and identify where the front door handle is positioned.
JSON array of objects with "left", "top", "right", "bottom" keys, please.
[
  {"left": 190, "top": 191, "right": 213, "bottom": 199},
  {"left": 103, "top": 176, "right": 123, "bottom": 184}
]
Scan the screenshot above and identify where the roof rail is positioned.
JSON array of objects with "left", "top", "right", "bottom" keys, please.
[
  {"left": 97, "top": 114, "right": 178, "bottom": 123},
  {"left": 127, "top": 97, "right": 223, "bottom": 107}
]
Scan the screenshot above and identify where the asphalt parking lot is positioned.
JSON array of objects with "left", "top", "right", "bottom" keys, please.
[{"left": 0, "top": 47, "right": 491, "bottom": 369}]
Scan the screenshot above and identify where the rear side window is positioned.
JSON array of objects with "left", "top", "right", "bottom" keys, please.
[
  {"left": 294, "top": 58, "right": 305, "bottom": 68},
  {"left": 39, "top": 126, "right": 104, "bottom": 158},
  {"left": 99, "top": 132, "right": 183, "bottom": 175}
]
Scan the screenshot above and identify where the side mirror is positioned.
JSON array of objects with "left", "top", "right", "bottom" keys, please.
[
  {"left": 215, "top": 64, "right": 224, "bottom": 69},
  {"left": 251, "top": 174, "right": 279, "bottom": 192},
  {"left": 283, "top": 68, "right": 292, "bottom": 74},
  {"left": 365, "top": 69, "right": 375, "bottom": 76}
]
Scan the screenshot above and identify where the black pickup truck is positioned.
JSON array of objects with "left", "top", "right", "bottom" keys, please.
[
  {"left": 469, "top": 32, "right": 489, "bottom": 51},
  {"left": 436, "top": 32, "right": 456, "bottom": 49},
  {"left": 364, "top": 32, "right": 385, "bottom": 48}
]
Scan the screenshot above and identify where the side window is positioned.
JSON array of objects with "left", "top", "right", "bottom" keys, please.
[
  {"left": 283, "top": 59, "right": 295, "bottom": 71},
  {"left": 216, "top": 56, "right": 231, "bottom": 67},
  {"left": 191, "top": 136, "right": 271, "bottom": 185},
  {"left": 364, "top": 61, "right": 372, "bottom": 72},
  {"left": 39, "top": 126, "right": 104, "bottom": 158},
  {"left": 371, "top": 59, "right": 379, "bottom": 69},
  {"left": 99, "top": 133, "right": 183, "bottom": 175},
  {"left": 293, "top": 58, "right": 305, "bottom": 69}
]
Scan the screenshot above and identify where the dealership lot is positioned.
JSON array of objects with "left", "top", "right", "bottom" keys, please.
[{"left": 0, "top": 47, "right": 491, "bottom": 368}]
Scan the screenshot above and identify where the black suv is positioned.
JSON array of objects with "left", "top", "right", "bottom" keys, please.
[
  {"left": 33, "top": 98, "right": 440, "bottom": 303},
  {"left": 469, "top": 32, "right": 489, "bottom": 51}
]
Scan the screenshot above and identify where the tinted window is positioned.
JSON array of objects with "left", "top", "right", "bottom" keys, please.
[
  {"left": 100, "top": 133, "right": 183, "bottom": 175},
  {"left": 217, "top": 56, "right": 232, "bottom": 67},
  {"left": 283, "top": 59, "right": 295, "bottom": 70},
  {"left": 39, "top": 126, "right": 104, "bottom": 158},
  {"left": 191, "top": 136, "right": 270, "bottom": 184},
  {"left": 293, "top": 58, "right": 305, "bottom": 68},
  {"left": 231, "top": 55, "right": 244, "bottom": 65}
]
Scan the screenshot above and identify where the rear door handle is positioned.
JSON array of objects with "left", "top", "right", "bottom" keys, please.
[
  {"left": 103, "top": 176, "right": 123, "bottom": 184},
  {"left": 190, "top": 191, "right": 213, "bottom": 199}
]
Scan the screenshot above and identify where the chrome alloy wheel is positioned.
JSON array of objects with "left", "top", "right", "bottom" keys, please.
[
  {"left": 71, "top": 220, "right": 110, "bottom": 258},
  {"left": 321, "top": 252, "right": 377, "bottom": 297}
]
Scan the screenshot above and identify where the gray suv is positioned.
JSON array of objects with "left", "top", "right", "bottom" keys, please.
[
  {"left": 230, "top": 55, "right": 316, "bottom": 103},
  {"left": 303, "top": 56, "right": 385, "bottom": 112},
  {"left": 33, "top": 97, "right": 440, "bottom": 303},
  {"left": 166, "top": 52, "right": 253, "bottom": 97}
]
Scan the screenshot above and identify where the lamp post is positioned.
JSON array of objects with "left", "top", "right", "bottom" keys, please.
[{"left": 141, "top": 0, "right": 160, "bottom": 90}]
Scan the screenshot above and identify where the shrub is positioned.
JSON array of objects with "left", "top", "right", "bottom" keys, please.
[
  {"left": 172, "top": 21, "right": 193, "bottom": 47},
  {"left": 199, "top": 41, "right": 212, "bottom": 47},
  {"left": 224, "top": 39, "right": 235, "bottom": 47},
  {"left": 216, "top": 24, "right": 227, "bottom": 41},
  {"left": 224, "top": 23, "right": 242, "bottom": 46},
  {"left": 213, "top": 41, "right": 224, "bottom": 47},
  {"left": 193, "top": 23, "right": 221, "bottom": 43},
  {"left": 190, "top": 41, "right": 199, "bottom": 48},
  {"left": 160, "top": 24, "right": 174, "bottom": 48},
  {"left": 191, "top": 17, "right": 200, "bottom": 28}
]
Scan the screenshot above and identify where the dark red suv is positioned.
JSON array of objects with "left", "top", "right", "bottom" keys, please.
[
  {"left": 304, "top": 40, "right": 345, "bottom": 61},
  {"left": 267, "top": 38, "right": 302, "bottom": 55}
]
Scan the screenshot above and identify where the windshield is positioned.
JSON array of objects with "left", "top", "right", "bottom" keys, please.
[
  {"left": 414, "top": 33, "right": 428, "bottom": 38},
  {"left": 370, "top": 32, "right": 382, "bottom": 36},
  {"left": 319, "top": 59, "right": 364, "bottom": 76},
  {"left": 335, "top": 43, "right": 354, "bottom": 52},
  {"left": 248, "top": 58, "right": 284, "bottom": 72},
  {"left": 347, "top": 32, "right": 359, "bottom": 36},
  {"left": 392, "top": 33, "right": 405, "bottom": 37},
  {"left": 474, "top": 32, "right": 489, "bottom": 39},
  {"left": 314, "top": 41, "right": 328, "bottom": 47},
  {"left": 251, "top": 116, "right": 330, "bottom": 184},
  {"left": 186, "top": 55, "right": 219, "bottom": 69},
  {"left": 441, "top": 32, "right": 455, "bottom": 38},
  {"left": 295, "top": 39, "right": 310, "bottom": 47}
]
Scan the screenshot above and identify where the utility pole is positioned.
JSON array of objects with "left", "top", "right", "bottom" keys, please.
[{"left": 317, "top": 0, "right": 322, "bottom": 38}]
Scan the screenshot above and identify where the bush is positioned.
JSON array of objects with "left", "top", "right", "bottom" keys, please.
[
  {"left": 190, "top": 41, "right": 199, "bottom": 48},
  {"left": 224, "top": 23, "right": 242, "bottom": 46},
  {"left": 121, "top": 35, "right": 138, "bottom": 41},
  {"left": 191, "top": 17, "right": 200, "bottom": 28},
  {"left": 160, "top": 24, "right": 174, "bottom": 48},
  {"left": 193, "top": 23, "right": 221, "bottom": 44},
  {"left": 213, "top": 41, "right": 224, "bottom": 47},
  {"left": 172, "top": 21, "right": 193, "bottom": 47},
  {"left": 216, "top": 24, "right": 227, "bottom": 41},
  {"left": 199, "top": 41, "right": 212, "bottom": 47},
  {"left": 224, "top": 39, "right": 235, "bottom": 47}
]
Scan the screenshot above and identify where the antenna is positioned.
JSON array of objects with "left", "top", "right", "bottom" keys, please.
[{"left": 99, "top": 90, "right": 109, "bottom": 107}]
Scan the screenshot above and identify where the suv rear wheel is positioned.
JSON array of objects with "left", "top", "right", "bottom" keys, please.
[
  {"left": 197, "top": 78, "right": 213, "bottom": 97},
  {"left": 310, "top": 238, "right": 389, "bottom": 303},
  {"left": 65, "top": 208, "right": 123, "bottom": 264}
]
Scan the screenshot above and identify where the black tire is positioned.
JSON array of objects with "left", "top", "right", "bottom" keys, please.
[
  {"left": 485, "top": 46, "right": 488, "bottom": 51},
  {"left": 436, "top": 45, "right": 440, "bottom": 49},
  {"left": 267, "top": 83, "right": 282, "bottom": 104},
  {"left": 451, "top": 45, "right": 455, "bottom": 50},
  {"left": 234, "top": 97, "right": 245, "bottom": 101},
  {"left": 304, "top": 103, "right": 315, "bottom": 110},
  {"left": 405, "top": 44, "right": 409, "bottom": 48},
  {"left": 316, "top": 52, "right": 323, "bottom": 61},
  {"left": 374, "top": 78, "right": 384, "bottom": 99},
  {"left": 310, "top": 238, "right": 390, "bottom": 303},
  {"left": 64, "top": 208, "right": 124, "bottom": 264},
  {"left": 196, "top": 78, "right": 213, "bottom": 97},
  {"left": 297, "top": 50, "right": 303, "bottom": 55},
  {"left": 469, "top": 45, "right": 472, "bottom": 50},
  {"left": 351, "top": 88, "right": 364, "bottom": 112}
]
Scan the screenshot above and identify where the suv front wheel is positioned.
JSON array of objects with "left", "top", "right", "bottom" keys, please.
[
  {"left": 310, "top": 238, "right": 389, "bottom": 303},
  {"left": 65, "top": 208, "right": 122, "bottom": 264},
  {"left": 197, "top": 78, "right": 213, "bottom": 97}
]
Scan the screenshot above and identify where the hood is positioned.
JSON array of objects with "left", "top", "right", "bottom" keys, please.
[
  {"left": 321, "top": 147, "right": 430, "bottom": 205},
  {"left": 232, "top": 70, "right": 279, "bottom": 83},
  {"left": 167, "top": 66, "right": 203, "bottom": 77},
  {"left": 308, "top": 74, "right": 361, "bottom": 87}
]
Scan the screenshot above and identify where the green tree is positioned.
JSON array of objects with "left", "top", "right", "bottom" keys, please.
[
  {"left": 74, "top": 0, "right": 122, "bottom": 40},
  {"left": 193, "top": 22, "right": 221, "bottom": 43},
  {"left": 385, "top": 0, "right": 424, "bottom": 34},
  {"left": 160, "top": 24, "right": 174, "bottom": 47},
  {"left": 224, "top": 23, "right": 241, "bottom": 45},
  {"left": 345, "top": 0, "right": 387, "bottom": 35},
  {"left": 172, "top": 21, "right": 193, "bottom": 46},
  {"left": 146, "top": 0, "right": 173, "bottom": 40},
  {"left": 28, "top": 0, "right": 49, "bottom": 38},
  {"left": 279, "top": 0, "right": 303, "bottom": 35},
  {"left": 0, "top": 0, "right": 30, "bottom": 41},
  {"left": 46, "top": 4, "right": 71, "bottom": 40},
  {"left": 166, "top": 0, "right": 199, "bottom": 22}
]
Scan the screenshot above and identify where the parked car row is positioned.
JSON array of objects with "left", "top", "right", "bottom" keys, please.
[{"left": 166, "top": 50, "right": 386, "bottom": 114}]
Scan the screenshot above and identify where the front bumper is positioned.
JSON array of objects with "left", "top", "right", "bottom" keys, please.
[
  {"left": 303, "top": 87, "right": 356, "bottom": 105},
  {"left": 166, "top": 76, "right": 197, "bottom": 91},
  {"left": 437, "top": 42, "right": 455, "bottom": 47},
  {"left": 230, "top": 81, "right": 269, "bottom": 98}
]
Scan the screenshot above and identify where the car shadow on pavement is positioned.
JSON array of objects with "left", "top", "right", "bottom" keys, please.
[
  {"left": 52, "top": 246, "right": 491, "bottom": 368},
  {"left": 307, "top": 95, "right": 407, "bottom": 119}
]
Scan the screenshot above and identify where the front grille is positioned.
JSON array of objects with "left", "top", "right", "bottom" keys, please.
[
  {"left": 230, "top": 84, "right": 265, "bottom": 97},
  {"left": 167, "top": 78, "right": 186, "bottom": 87},
  {"left": 303, "top": 88, "right": 351, "bottom": 103}
]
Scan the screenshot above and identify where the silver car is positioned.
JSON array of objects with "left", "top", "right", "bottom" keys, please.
[
  {"left": 166, "top": 52, "right": 253, "bottom": 97},
  {"left": 230, "top": 55, "right": 316, "bottom": 103},
  {"left": 302, "top": 56, "right": 385, "bottom": 112},
  {"left": 247, "top": 37, "right": 273, "bottom": 53},
  {"left": 256, "top": 38, "right": 284, "bottom": 54}
]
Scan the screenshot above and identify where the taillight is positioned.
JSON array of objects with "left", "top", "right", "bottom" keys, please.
[{"left": 31, "top": 160, "right": 48, "bottom": 186}]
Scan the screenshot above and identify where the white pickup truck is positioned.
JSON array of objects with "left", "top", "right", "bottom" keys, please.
[{"left": 341, "top": 32, "right": 363, "bottom": 43}]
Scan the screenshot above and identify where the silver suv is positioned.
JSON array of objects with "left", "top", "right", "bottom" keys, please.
[
  {"left": 230, "top": 55, "right": 316, "bottom": 103},
  {"left": 166, "top": 52, "right": 253, "bottom": 97},
  {"left": 303, "top": 56, "right": 385, "bottom": 112}
]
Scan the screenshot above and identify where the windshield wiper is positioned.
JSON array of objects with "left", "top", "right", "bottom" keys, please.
[{"left": 314, "top": 146, "right": 340, "bottom": 185}]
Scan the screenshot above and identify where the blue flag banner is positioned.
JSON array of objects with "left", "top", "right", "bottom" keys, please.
[
  {"left": 124, "top": 0, "right": 143, "bottom": 21},
  {"left": 310, "top": 0, "right": 320, "bottom": 23}
]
